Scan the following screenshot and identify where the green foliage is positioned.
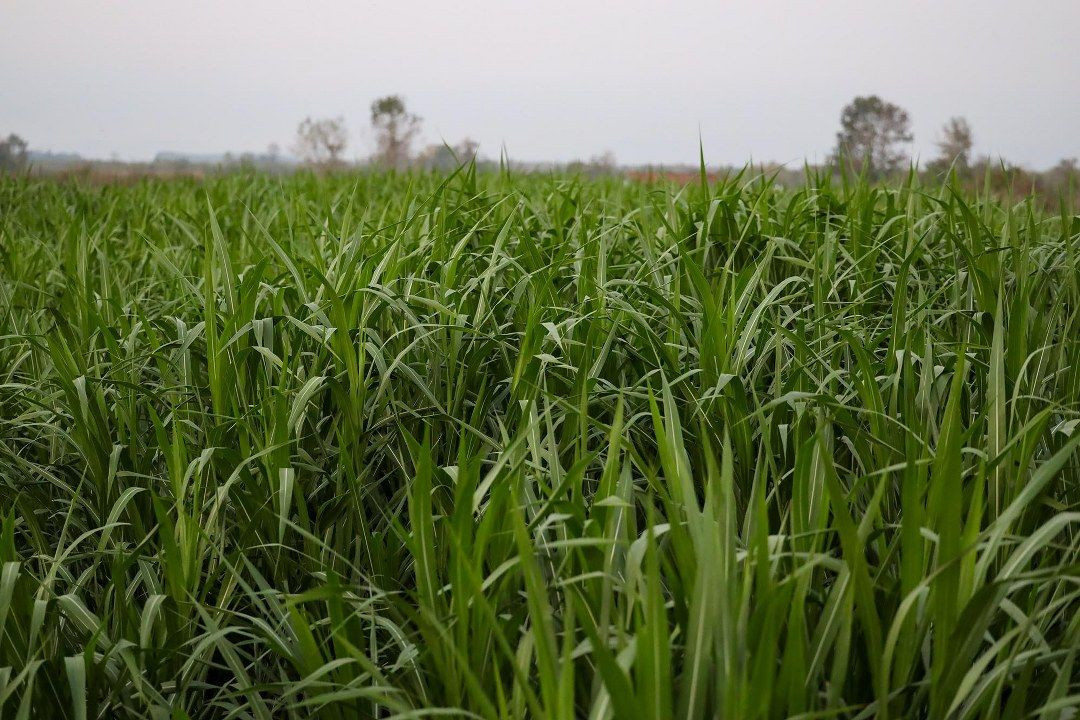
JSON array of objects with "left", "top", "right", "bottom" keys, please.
[{"left": 0, "top": 169, "right": 1078, "bottom": 718}]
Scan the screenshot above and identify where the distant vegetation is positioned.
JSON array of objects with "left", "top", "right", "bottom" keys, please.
[
  {"left": 1, "top": 167, "right": 1078, "bottom": 718},
  {"left": 832, "top": 95, "right": 914, "bottom": 176},
  {"left": 0, "top": 133, "right": 28, "bottom": 172},
  {"left": 293, "top": 116, "right": 349, "bottom": 166},
  {"left": 369, "top": 95, "right": 423, "bottom": 169},
  {"left": 3, "top": 94, "right": 1077, "bottom": 206}
]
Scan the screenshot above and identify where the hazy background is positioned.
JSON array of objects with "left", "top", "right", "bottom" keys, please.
[{"left": 2, "top": 0, "right": 1078, "bottom": 168}]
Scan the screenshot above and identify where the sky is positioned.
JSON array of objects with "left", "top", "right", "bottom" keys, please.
[{"left": 2, "top": 0, "right": 1078, "bottom": 168}]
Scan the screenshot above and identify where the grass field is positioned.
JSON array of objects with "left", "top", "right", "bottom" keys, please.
[{"left": 1, "top": 168, "right": 1078, "bottom": 719}]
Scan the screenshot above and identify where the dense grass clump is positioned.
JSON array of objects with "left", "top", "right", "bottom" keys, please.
[{"left": 0, "top": 168, "right": 1078, "bottom": 719}]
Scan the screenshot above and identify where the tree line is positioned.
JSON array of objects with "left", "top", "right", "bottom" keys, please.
[
  {"left": 2, "top": 94, "right": 1076, "bottom": 183},
  {"left": 285, "top": 93, "right": 1078, "bottom": 182},
  {"left": 288, "top": 94, "right": 975, "bottom": 175}
]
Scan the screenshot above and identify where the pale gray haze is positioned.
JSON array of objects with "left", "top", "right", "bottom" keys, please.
[{"left": 2, "top": 0, "right": 1078, "bottom": 167}]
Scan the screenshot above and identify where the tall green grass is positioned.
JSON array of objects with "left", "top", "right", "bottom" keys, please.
[{"left": 0, "top": 167, "right": 1077, "bottom": 719}]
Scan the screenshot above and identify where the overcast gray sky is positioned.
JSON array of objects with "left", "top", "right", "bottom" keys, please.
[{"left": 2, "top": 0, "right": 1078, "bottom": 168}]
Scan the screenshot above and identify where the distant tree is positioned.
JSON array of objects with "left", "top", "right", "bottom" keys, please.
[
  {"left": 370, "top": 96, "right": 422, "bottom": 169},
  {"left": 0, "top": 133, "right": 29, "bottom": 172},
  {"left": 267, "top": 142, "right": 281, "bottom": 163},
  {"left": 932, "top": 116, "right": 974, "bottom": 171},
  {"left": 832, "top": 96, "right": 913, "bottom": 176},
  {"left": 294, "top": 117, "right": 348, "bottom": 166}
]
